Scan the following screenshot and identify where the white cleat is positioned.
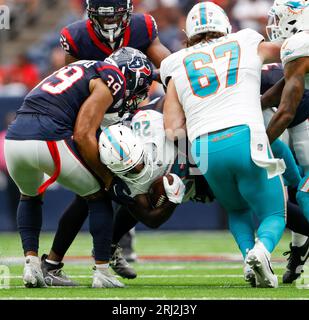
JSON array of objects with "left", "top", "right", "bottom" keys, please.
[
  {"left": 245, "top": 241, "right": 278, "bottom": 288},
  {"left": 92, "top": 267, "right": 125, "bottom": 288},
  {"left": 244, "top": 262, "right": 256, "bottom": 287},
  {"left": 23, "top": 256, "right": 46, "bottom": 288}
]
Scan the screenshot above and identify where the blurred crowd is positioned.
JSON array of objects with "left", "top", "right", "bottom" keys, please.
[{"left": 0, "top": 0, "right": 274, "bottom": 97}]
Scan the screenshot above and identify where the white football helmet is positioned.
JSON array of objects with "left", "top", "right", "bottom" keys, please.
[
  {"left": 99, "top": 124, "right": 154, "bottom": 185},
  {"left": 185, "top": 2, "right": 232, "bottom": 39},
  {"left": 266, "top": 0, "right": 309, "bottom": 42}
]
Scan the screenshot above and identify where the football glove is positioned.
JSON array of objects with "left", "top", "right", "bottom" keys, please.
[
  {"left": 106, "top": 176, "right": 135, "bottom": 206},
  {"left": 163, "top": 174, "right": 186, "bottom": 204}
]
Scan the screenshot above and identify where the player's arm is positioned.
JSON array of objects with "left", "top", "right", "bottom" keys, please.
[
  {"left": 146, "top": 37, "right": 171, "bottom": 69},
  {"left": 128, "top": 194, "right": 177, "bottom": 229},
  {"left": 261, "top": 77, "right": 285, "bottom": 109},
  {"left": 267, "top": 57, "right": 309, "bottom": 144},
  {"left": 258, "top": 41, "right": 282, "bottom": 64},
  {"left": 163, "top": 79, "right": 186, "bottom": 141},
  {"left": 74, "top": 78, "right": 114, "bottom": 189}
]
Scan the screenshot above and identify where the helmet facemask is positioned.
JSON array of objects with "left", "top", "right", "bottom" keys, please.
[{"left": 87, "top": 2, "right": 133, "bottom": 43}]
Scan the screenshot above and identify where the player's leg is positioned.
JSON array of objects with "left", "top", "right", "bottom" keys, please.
[
  {"left": 110, "top": 205, "right": 138, "bottom": 279},
  {"left": 48, "top": 140, "right": 124, "bottom": 288},
  {"left": 4, "top": 139, "right": 48, "bottom": 288},
  {"left": 236, "top": 143, "right": 286, "bottom": 288},
  {"left": 191, "top": 126, "right": 257, "bottom": 286},
  {"left": 285, "top": 122, "right": 309, "bottom": 282}
]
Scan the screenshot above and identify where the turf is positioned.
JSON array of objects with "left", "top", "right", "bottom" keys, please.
[{"left": 0, "top": 231, "right": 308, "bottom": 300}]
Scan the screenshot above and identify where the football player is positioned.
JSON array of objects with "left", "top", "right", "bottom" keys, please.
[
  {"left": 4, "top": 47, "right": 153, "bottom": 288},
  {"left": 61, "top": 0, "right": 170, "bottom": 72},
  {"left": 53, "top": 0, "right": 171, "bottom": 269},
  {"left": 262, "top": 0, "right": 309, "bottom": 283},
  {"left": 162, "top": 2, "right": 286, "bottom": 288}
]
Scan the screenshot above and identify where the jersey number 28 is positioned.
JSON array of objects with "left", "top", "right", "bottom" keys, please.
[{"left": 184, "top": 41, "right": 240, "bottom": 98}]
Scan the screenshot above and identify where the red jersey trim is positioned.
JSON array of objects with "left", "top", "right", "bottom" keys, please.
[
  {"left": 144, "top": 14, "right": 154, "bottom": 41},
  {"left": 62, "top": 28, "right": 79, "bottom": 55},
  {"left": 38, "top": 141, "right": 61, "bottom": 195},
  {"left": 86, "top": 20, "right": 113, "bottom": 55}
]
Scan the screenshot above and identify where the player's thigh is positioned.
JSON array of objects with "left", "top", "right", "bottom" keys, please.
[
  {"left": 4, "top": 140, "right": 45, "bottom": 196},
  {"left": 191, "top": 137, "right": 248, "bottom": 212},
  {"left": 238, "top": 160, "right": 286, "bottom": 221},
  {"left": 54, "top": 141, "right": 101, "bottom": 197},
  {"left": 289, "top": 120, "right": 309, "bottom": 174}
]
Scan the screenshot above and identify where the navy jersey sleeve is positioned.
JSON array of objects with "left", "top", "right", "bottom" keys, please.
[
  {"left": 60, "top": 25, "right": 80, "bottom": 58},
  {"left": 130, "top": 14, "right": 158, "bottom": 53},
  {"left": 91, "top": 62, "right": 126, "bottom": 111},
  {"left": 260, "top": 63, "right": 284, "bottom": 95}
]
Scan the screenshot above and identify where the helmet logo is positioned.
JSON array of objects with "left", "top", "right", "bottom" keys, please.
[{"left": 129, "top": 57, "right": 152, "bottom": 77}]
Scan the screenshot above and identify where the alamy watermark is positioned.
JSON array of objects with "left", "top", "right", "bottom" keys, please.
[
  {"left": 0, "top": 265, "right": 10, "bottom": 289},
  {"left": 0, "top": 5, "right": 10, "bottom": 30}
]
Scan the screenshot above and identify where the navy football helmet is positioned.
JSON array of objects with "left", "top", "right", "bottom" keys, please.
[
  {"left": 86, "top": 0, "right": 133, "bottom": 43},
  {"left": 106, "top": 47, "right": 153, "bottom": 114}
]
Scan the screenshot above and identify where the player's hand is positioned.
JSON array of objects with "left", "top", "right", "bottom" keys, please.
[
  {"left": 106, "top": 176, "right": 135, "bottom": 206},
  {"left": 163, "top": 174, "right": 186, "bottom": 204}
]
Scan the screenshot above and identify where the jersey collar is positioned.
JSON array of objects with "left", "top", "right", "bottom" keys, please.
[{"left": 86, "top": 20, "right": 131, "bottom": 56}]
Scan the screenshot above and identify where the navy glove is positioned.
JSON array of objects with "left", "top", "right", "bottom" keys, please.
[{"left": 106, "top": 176, "right": 135, "bottom": 206}]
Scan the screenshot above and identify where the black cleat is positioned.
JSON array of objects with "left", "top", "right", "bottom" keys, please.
[
  {"left": 110, "top": 245, "right": 137, "bottom": 279},
  {"left": 282, "top": 238, "right": 309, "bottom": 284},
  {"left": 41, "top": 254, "right": 78, "bottom": 287}
]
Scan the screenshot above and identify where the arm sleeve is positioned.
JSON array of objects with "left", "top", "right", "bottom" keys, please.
[
  {"left": 281, "top": 32, "right": 309, "bottom": 67},
  {"left": 95, "top": 64, "right": 126, "bottom": 110},
  {"left": 60, "top": 27, "right": 79, "bottom": 58}
]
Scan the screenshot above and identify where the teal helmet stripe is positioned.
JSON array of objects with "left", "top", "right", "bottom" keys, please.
[
  {"left": 104, "top": 127, "right": 130, "bottom": 162},
  {"left": 200, "top": 3, "right": 207, "bottom": 25}
]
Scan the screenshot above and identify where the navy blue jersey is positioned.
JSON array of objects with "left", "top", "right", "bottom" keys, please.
[
  {"left": 6, "top": 60, "right": 126, "bottom": 141},
  {"left": 60, "top": 14, "right": 158, "bottom": 61},
  {"left": 261, "top": 63, "right": 309, "bottom": 128}
]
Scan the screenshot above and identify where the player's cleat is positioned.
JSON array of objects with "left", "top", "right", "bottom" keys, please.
[
  {"left": 282, "top": 238, "right": 309, "bottom": 284},
  {"left": 92, "top": 266, "right": 125, "bottom": 288},
  {"left": 244, "top": 263, "right": 256, "bottom": 287},
  {"left": 246, "top": 241, "right": 278, "bottom": 288},
  {"left": 23, "top": 256, "right": 47, "bottom": 288},
  {"left": 110, "top": 245, "right": 137, "bottom": 279},
  {"left": 41, "top": 254, "right": 77, "bottom": 287}
]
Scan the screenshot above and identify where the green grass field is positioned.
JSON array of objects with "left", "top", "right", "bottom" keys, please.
[{"left": 0, "top": 231, "right": 308, "bottom": 300}]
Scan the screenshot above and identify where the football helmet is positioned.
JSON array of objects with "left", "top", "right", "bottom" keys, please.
[
  {"left": 185, "top": 2, "right": 232, "bottom": 40},
  {"left": 266, "top": 0, "right": 309, "bottom": 41},
  {"left": 99, "top": 124, "right": 154, "bottom": 185},
  {"left": 106, "top": 47, "right": 153, "bottom": 114},
  {"left": 87, "top": 0, "right": 133, "bottom": 43}
]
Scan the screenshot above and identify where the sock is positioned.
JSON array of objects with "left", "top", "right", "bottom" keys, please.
[
  {"left": 17, "top": 198, "right": 43, "bottom": 254},
  {"left": 228, "top": 211, "right": 255, "bottom": 258},
  {"left": 257, "top": 214, "right": 286, "bottom": 253},
  {"left": 88, "top": 197, "right": 114, "bottom": 262},
  {"left": 286, "top": 201, "right": 309, "bottom": 236},
  {"left": 95, "top": 263, "right": 109, "bottom": 270},
  {"left": 112, "top": 205, "right": 138, "bottom": 245},
  {"left": 271, "top": 139, "right": 301, "bottom": 188},
  {"left": 51, "top": 195, "right": 89, "bottom": 258},
  {"left": 292, "top": 232, "right": 308, "bottom": 247}
]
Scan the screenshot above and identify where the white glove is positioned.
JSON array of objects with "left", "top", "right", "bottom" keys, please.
[{"left": 163, "top": 173, "right": 186, "bottom": 204}]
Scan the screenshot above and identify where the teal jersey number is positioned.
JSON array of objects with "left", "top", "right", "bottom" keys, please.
[
  {"left": 184, "top": 41, "right": 240, "bottom": 98},
  {"left": 134, "top": 120, "right": 151, "bottom": 137}
]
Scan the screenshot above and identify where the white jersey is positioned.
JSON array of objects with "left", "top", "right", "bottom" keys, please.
[
  {"left": 125, "top": 109, "right": 177, "bottom": 197},
  {"left": 161, "top": 28, "right": 286, "bottom": 178},
  {"left": 281, "top": 31, "right": 309, "bottom": 89},
  {"left": 161, "top": 28, "right": 265, "bottom": 142}
]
